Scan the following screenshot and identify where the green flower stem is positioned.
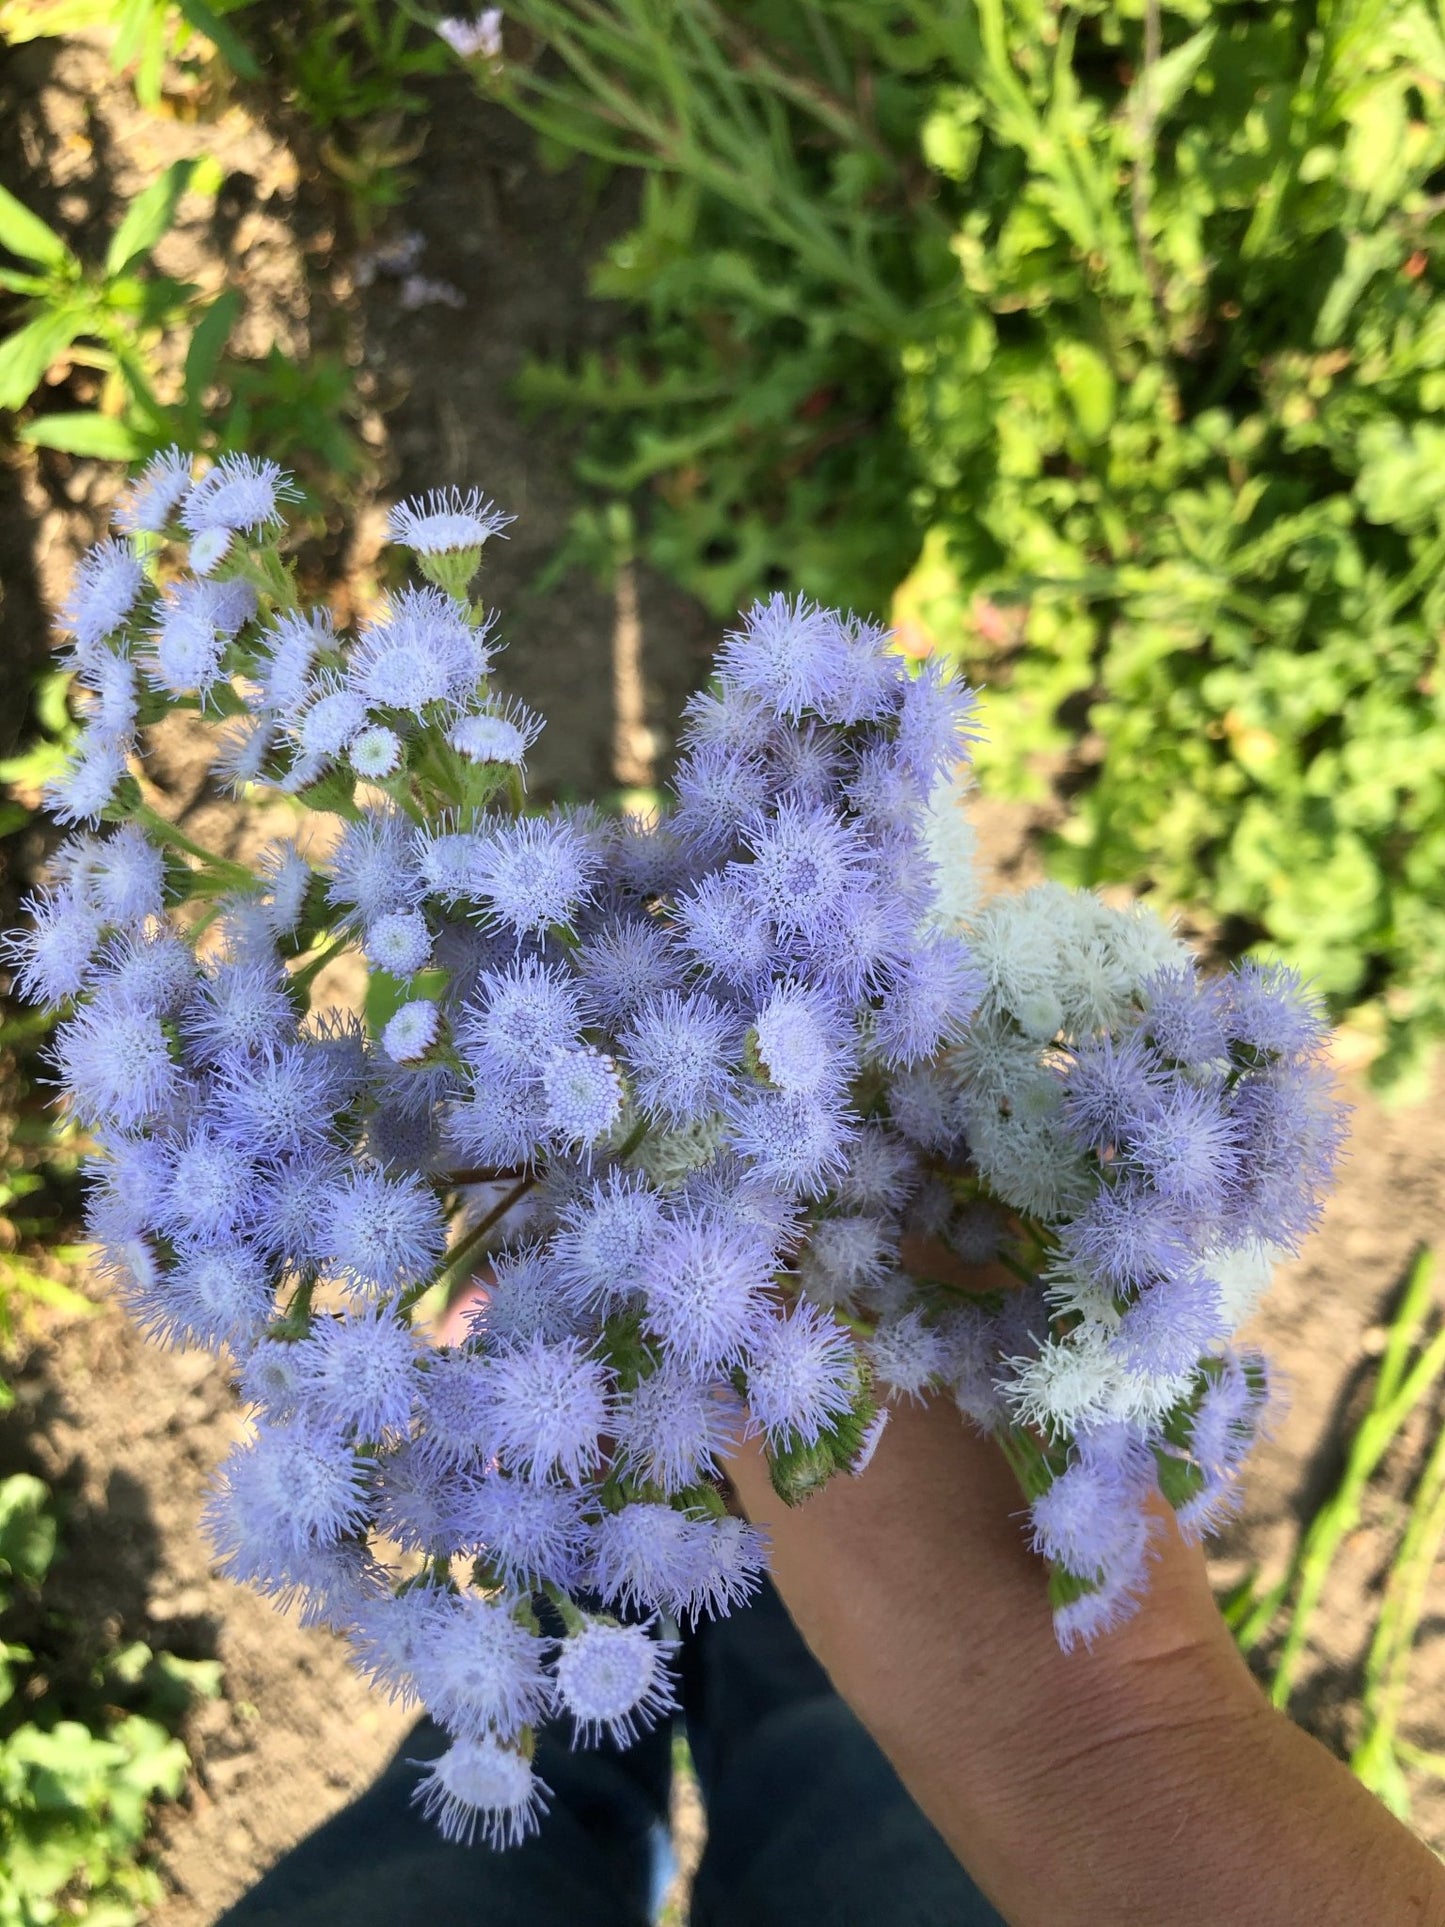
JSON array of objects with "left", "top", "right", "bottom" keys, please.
[
  {"left": 602, "top": 1115, "right": 651, "bottom": 1169},
  {"left": 994, "top": 1422, "right": 1058, "bottom": 1502},
  {"left": 129, "top": 801, "right": 254, "bottom": 891},
  {"left": 289, "top": 931, "right": 351, "bottom": 997},
  {"left": 405, "top": 1173, "right": 542, "bottom": 1317},
  {"left": 542, "top": 1582, "right": 589, "bottom": 1636},
  {"left": 229, "top": 542, "right": 299, "bottom": 612},
  {"left": 404, "top": 1117, "right": 653, "bottom": 1320},
  {"left": 269, "top": 1275, "right": 316, "bottom": 1339},
  {"left": 994, "top": 1250, "right": 1041, "bottom": 1288},
  {"left": 1350, "top": 1404, "right": 1445, "bottom": 1805}
]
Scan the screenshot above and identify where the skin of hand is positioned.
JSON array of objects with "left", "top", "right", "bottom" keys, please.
[{"left": 725, "top": 1397, "right": 1445, "bottom": 1927}]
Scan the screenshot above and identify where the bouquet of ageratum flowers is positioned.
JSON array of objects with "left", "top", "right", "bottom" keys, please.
[{"left": 6, "top": 453, "right": 1345, "bottom": 1847}]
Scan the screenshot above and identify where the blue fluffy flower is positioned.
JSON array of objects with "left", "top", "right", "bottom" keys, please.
[
  {"left": 715, "top": 593, "right": 845, "bottom": 721},
  {"left": 59, "top": 540, "right": 145, "bottom": 656},
  {"left": 550, "top": 1170, "right": 666, "bottom": 1312},
  {"left": 619, "top": 990, "right": 737, "bottom": 1126},
  {"left": 53, "top": 996, "right": 179, "bottom": 1130},
  {"left": 350, "top": 587, "right": 493, "bottom": 713},
  {"left": 638, "top": 1207, "right": 776, "bottom": 1371},
  {"left": 326, "top": 809, "right": 425, "bottom": 928},
  {"left": 481, "top": 1335, "right": 613, "bottom": 1484},
  {"left": 744, "top": 1300, "right": 857, "bottom": 1446},
  {"left": 741, "top": 802, "right": 868, "bottom": 948},
  {"left": 472, "top": 814, "right": 600, "bottom": 939},
  {"left": 575, "top": 914, "right": 685, "bottom": 1025},
  {"left": 456, "top": 957, "right": 585, "bottom": 1070},
  {"left": 321, "top": 1165, "right": 448, "bottom": 1297}
]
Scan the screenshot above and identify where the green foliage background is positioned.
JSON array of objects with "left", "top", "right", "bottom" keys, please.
[
  {"left": 483, "top": 0, "right": 1445, "bottom": 1089},
  {"left": 0, "top": 1464, "right": 218, "bottom": 1926}
]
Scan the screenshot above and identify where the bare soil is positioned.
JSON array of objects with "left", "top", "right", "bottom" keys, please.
[{"left": 2, "top": 30, "right": 1444, "bottom": 1924}]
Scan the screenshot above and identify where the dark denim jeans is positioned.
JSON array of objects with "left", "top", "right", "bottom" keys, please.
[{"left": 220, "top": 1578, "right": 1005, "bottom": 1927}]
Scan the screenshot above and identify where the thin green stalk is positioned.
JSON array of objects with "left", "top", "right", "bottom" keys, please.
[
  {"left": 1350, "top": 1412, "right": 1445, "bottom": 1813},
  {"left": 1396, "top": 1740, "right": 1445, "bottom": 1779},
  {"left": 493, "top": 1, "right": 910, "bottom": 335},
  {"left": 611, "top": 1114, "right": 650, "bottom": 1166},
  {"left": 1267, "top": 1322, "right": 1445, "bottom": 1699},
  {"left": 1236, "top": 1251, "right": 1437, "bottom": 1655},
  {"left": 994, "top": 1248, "right": 1042, "bottom": 1289},
  {"left": 289, "top": 931, "right": 350, "bottom": 998},
  {"left": 130, "top": 801, "right": 254, "bottom": 891},
  {"left": 230, "top": 543, "right": 300, "bottom": 612},
  {"left": 268, "top": 1274, "right": 316, "bottom": 1339},
  {"left": 1262, "top": 1262, "right": 1445, "bottom": 1706},
  {"left": 542, "top": 1581, "right": 588, "bottom": 1635},
  {"left": 1377, "top": 1248, "right": 1437, "bottom": 1409},
  {"left": 402, "top": 1114, "right": 652, "bottom": 1319},
  {"left": 994, "top": 1422, "right": 1059, "bottom": 1502},
  {"left": 403, "top": 1173, "right": 541, "bottom": 1317}
]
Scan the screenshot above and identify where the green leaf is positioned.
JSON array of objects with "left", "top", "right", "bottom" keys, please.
[
  {"left": 112, "top": 0, "right": 165, "bottom": 73},
  {"left": 1128, "top": 24, "right": 1217, "bottom": 125},
  {"left": 1354, "top": 421, "right": 1445, "bottom": 532},
  {"left": 138, "top": 1650, "right": 225, "bottom": 1723},
  {"left": 0, "top": 1474, "right": 57, "bottom": 1589},
  {"left": 291, "top": 765, "right": 363, "bottom": 820},
  {"left": 0, "top": 737, "right": 70, "bottom": 786},
  {"left": 178, "top": 0, "right": 262, "bottom": 78},
  {"left": 0, "top": 266, "right": 51, "bottom": 295},
  {"left": 131, "top": 0, "right": 169, "bottom": 107},
  {"left": 182, "top": 287, "right": 241, "bottom": 401},
  {"left": 0, "top": 308, "right": 87, "bottom": 412},
  {"left": 0, "top": 181, "right": 71, "bottom": 269},
  {"left": 0, "top": 0, "right": 105, "bottom": 45},
  {"left": 364, "top": 969, "right": 409, "bottom": 1034},
  {"left": 104, "top": 158, "right": 202, "bottom": 277},
  {"left": 19, "top": 412, "right": 144, "bottom": 460},
  {"left": 0, "top": 1254, "right": 99, "bottom": 1318},
  {"left": 1054, "top": 339, "right": 1116, "bottom": 442},
  {"left": 33, "top": 666, "right": 74, "bottom": 736}
]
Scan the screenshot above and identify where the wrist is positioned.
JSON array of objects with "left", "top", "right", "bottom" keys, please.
[
  {"left": 729, "top": 1401, "right": 1445, "bottom": 1927},
  {"left": 836, "top": 1545, "right": 1252, "bottom": 1884}
]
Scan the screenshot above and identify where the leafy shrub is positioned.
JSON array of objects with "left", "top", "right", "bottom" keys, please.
[
  {"left": 0, "top": 0, "right": 260, "bottom": 108},
  {"left": 246, "top": 0, "right": 453, "bottom": 236},
  {"left": 0, "top": 167, "right": 363, "bottom": 486},
  {"left": 481, "top": 0, "right": 1445, "bottom": 1087},
  {"left": 0, "top": 1465, "right": 218, "bottom": 1925}
]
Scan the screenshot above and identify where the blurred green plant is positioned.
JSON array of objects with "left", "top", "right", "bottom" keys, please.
[
  {"left": 0, "top": 159, "right": 223, "bottom": 461},
  {"left": 1220, "top": 1248, "right": 1445, "bottom": 1814},
  {"left": 483, "top": 0, "right": 938, "bottom": 615},
  {"left": 1351, "top": 1392, "right": 1445, "bottom": 1820},
  {"left": 0, "top": 1464, "right": 220, "bottom": 1925},
  {"left": 249, "top": 0, "right": 453, "bottom": 238},
  {"left": 4, "top": 0, "right": 451, "bottom": 271},
  {"left": 0, "top": 167, "right": 364, "bottom": 485},
  {"left": 474, "top": 0, "right": 1445, "bottom": 1089},
  {"left": 0, "top": 0, "right": 260, "bottom": 108}
]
